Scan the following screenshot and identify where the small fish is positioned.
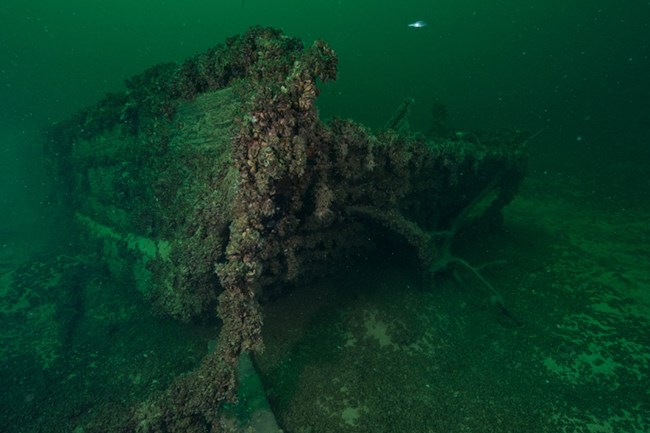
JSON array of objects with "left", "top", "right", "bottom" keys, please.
[{"left": 407, "top": 20, "right": 427, "bottom": 28}]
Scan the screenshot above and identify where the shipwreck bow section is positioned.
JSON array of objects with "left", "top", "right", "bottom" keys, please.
[{"left": 46, "top": 27, "right": 528, "bottom": 431}]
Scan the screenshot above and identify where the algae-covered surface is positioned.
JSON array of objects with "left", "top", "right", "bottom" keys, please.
[
  {"left": 1, "top": 171, "right": 649, "bottom": 433},
  {"left": 254, "top": 170, "right": 650, "bottom": 433},
  {"left": 0, "top": 252, "right": 216, "bottom": 432},
  {"left": 1, "top": 2, "right": 648, "bottom": 432}
]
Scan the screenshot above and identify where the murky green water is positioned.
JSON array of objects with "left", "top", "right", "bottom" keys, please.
[{"left": 1, "top": 2, "right": 649, "bottom": 432}]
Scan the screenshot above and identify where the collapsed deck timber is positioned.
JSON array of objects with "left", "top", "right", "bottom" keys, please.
[{"left": 45, "top": 27, "right": 528, "bottom": 432}]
